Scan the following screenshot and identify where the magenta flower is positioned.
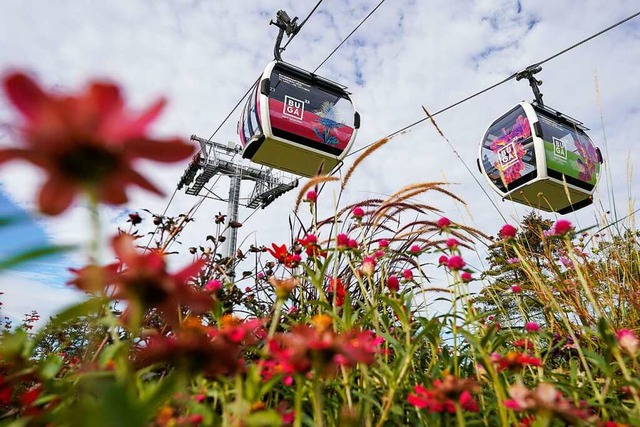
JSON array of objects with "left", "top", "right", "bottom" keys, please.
[
  {"left": 409, "top": 244, "right": 422, "bottom": 254},
  {"left": 352, "top": 206, "right": 365, "bottom": 218},
  {"left": 378, "top": 239, "right": 389, "bottom": 249},
  {"left": 387, "top": 276, "right": 400, "bottom": 292},
  {"left": 499, "top": 224, "right": 517, "bottom": 239},
  {"left": 507, "top": 257, "right": 520, "bottom": 264},
  {"left": 446, "top": 238, "right": 459, "bottom": 249},
  {"left": 525, "top": 322, "right": 541, "bottom": 333},
  {"left": 438, "top": 255, "right": 449, "bottom": 265},
  {"left": 374, "top": 249, "right": 385, "bottom": 258},
  {"left": 437, "top": 217, "right": 451, "bottom": 229},
  {"left": 511, "top": 285, "right": 522, "bottom": 293},
  {"left": 205, "top": 279, "right": 222, "bottom": 293},
  {"left": 403, "top": 269, "right": 414, "bottom": 281},
  {"left": 553, "top": 219, "right": 573, "bottom": 236},
  {"left": 336, "top": 233, "right": 349, "bottom": 248},
  {"left": 446, "top": 255, "right": 465, "bottom": 271},
  {"left": 617, "top": 329, "right": 639, "bottom": 355},
  {"left": 348, "top": 239, "right": 359, "bottom": 249},
  {"left": 305, "top": 190, "right": 317, "bottom": 203},
  {"left": 460, "top": 272, "right": 472, "bottom": 282}
]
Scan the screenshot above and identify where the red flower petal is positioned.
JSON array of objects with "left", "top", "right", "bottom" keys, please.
[
  {"left": 3, "top": 72, "right": 47, "bottom": 120},
  {"left": 125, "top": 137, "right": 194, "bottom": 163},
  {"left": 38, "top": 175, "right": 77, "bottom": 215}
]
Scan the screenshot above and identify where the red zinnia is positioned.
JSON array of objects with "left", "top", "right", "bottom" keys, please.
[{"left": 0, "top": 72, "right": 194, "bottom": 215}]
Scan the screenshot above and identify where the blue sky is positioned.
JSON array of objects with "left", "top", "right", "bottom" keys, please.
[{"left": 0, "top": 0, "right": 639, "bottom": 324}]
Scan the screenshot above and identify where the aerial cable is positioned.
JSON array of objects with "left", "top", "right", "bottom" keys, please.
[
  {"left": 347, "top": 9, "right": 640, "bottom": 158},
  {"left": 313, "top": 0, "right": 387, "bottom": 73}
]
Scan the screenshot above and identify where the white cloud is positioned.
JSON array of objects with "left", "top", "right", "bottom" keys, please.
[{"left": 0, "top": 0, "right": 638, "bottom": 310}]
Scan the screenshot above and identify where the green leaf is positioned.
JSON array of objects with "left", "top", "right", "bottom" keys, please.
[
  {"left": 40, "top": 354, "right": 64, "bottom": 379},
  {"left": 244, "top": 409, "right": 282, "bottom": 427},
  {"left": 0, "top": 244, "right": 75, "bottom": 271},
  {"left": 38, "top": 297, "right": 106, "bottom": 334}
]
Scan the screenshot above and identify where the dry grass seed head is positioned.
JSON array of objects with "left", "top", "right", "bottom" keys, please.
[
  {"left": 341, "top": 137, "right": 392, "bottom": 190},
  {"left": 294, "top": 175, "right": 340, "bottom": 213}
]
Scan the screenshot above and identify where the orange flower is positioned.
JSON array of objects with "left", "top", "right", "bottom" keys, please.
[{"left": 0, "top": 72, "right": 194, "bottom": 215}]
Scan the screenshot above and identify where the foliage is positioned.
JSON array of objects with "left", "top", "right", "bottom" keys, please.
[{"left": 1, "top": 72, "right": 639, "bottom": 427}]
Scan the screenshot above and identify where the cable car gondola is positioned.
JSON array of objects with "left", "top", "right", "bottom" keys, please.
[
  {"left": 478, "top": 66, "right": 602, "bottom": 214},
  {"left": 238, "top": 10, "right": 360, "bottom": 177}
]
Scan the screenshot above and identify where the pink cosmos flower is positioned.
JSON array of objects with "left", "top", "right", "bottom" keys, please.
[{"left": 500, "top": 224, "right": 517, "bottom": 239}]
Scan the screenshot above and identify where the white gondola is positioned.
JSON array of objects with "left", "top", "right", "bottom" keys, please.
[
  {"left": 238, "top": 60, "right": 359, "bottom": 177},
  {"left": 478, "top": 102, "right": 602, "bottom": 214},
  {"left": 478, "top": 68, "right": 602, "bottom": 214}
]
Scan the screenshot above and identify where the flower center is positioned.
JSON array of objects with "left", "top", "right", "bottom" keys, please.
[{"left": 57, "top": 143, "right": 120, "bottom": 184}]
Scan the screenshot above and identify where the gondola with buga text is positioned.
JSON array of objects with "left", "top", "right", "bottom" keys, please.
[
  {"left": 238, "top": 10, "right": 359, "bottom": 177},
  {"left": 478, "top": 66, "right": 602, "bottom": 214}
]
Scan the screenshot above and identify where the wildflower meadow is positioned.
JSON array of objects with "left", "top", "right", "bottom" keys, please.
[{"left": 1, "top": 73, "right": 639, "bottom": 427}]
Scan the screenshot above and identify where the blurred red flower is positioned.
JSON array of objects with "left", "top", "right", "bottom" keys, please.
[
  {"left": 408, "top": 375, "right": 479, "bottom": 413},
  {"left": 491, "top": 352, "right": 542, "bottom": 372},
  {"left": 0, "top": 72, "right": 194, "bottom": 215}
]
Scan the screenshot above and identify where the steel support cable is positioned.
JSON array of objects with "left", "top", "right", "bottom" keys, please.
[
  {"left": 347, "top": 9, "right": 640, "bottom": 158},
  {"left": 313, "top": 0, "right": 387, "bottom": 73}
]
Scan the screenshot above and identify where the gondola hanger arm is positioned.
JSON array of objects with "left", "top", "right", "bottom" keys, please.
[{"left": 271, "top": 10, "right": 300, "bottom": 61}]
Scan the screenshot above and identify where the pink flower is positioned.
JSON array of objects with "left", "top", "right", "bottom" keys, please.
[
  {"left": 511, "top": 285, "right": 522, "bottom": 293},
  {"left": 336, "top": 233, "right": 349, "bottom": 248},
  {"left": 374, "top": 249, "right": 385, "bottom": 258},
  {"left": 361, "top": 256, "right": 376, "bottom": 276},
  {"left": 348, "top": 239, "right": 359, "bottom": 249},
  {"left": 305, "top": 190, "right": 317, "bottom": 203},
  {"left": 378, "top": 239, "right": 389, "bottom": 249},
  {"left": 205, "top": 279, "right": 222, "bottom": 293},
  {"left": 437, "top": 217, "right": 451, "bottom": 229},
  {"left": 403, "top": 269, "right": 414, "bottom": 281},
  {"left": 499, "top": 224, "right": 517, "bottom": 239},
  {"left": 257, "top": 272, "right": 265, "bottom": 280},
  {"left": 616, "top": 329, "right": 639, "bottom": 355},
  {"left": 387, "top": 276, "right": 400, "bottom": 292},
  {"left": 553, "top": 219, "right": 573, "bottom": 236},
  {"left": 446, "top": 255, "right": 465, "bottom": 271},
  {"left": 524, "top": 322, "right": 540, "bottom": 333},
  {"left": 507, "top": 257, "right": 520, "bottom": 264},
  {"left": 460, "top": 272, "right": 472, "bottom": 282},
  {"left": 446, "top": 238, "right": 459, "bottom": 249},
  {"left": 352, "top": 206, "right": 365, "bottom": 218},
  {"left": 409, "top": 244, "right": 422, "bottom": 254},
  {"left": 438, "top": 255, "right": 449, "bottom": 265}
]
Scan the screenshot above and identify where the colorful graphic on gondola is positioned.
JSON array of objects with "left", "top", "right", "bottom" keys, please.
[
  {"left": 574, "top": 137, "right": 598, "bottom": 183},
  {"left": 313, "top": 101, "right": 344, "bottom": 146},
  {"left": 489, "top": 114, "right": 531, "bottom": 185}
]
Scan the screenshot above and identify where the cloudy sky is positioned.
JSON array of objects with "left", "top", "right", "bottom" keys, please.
[{"left": 0, "top": 0, "right": 638, "bottom": 325}]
